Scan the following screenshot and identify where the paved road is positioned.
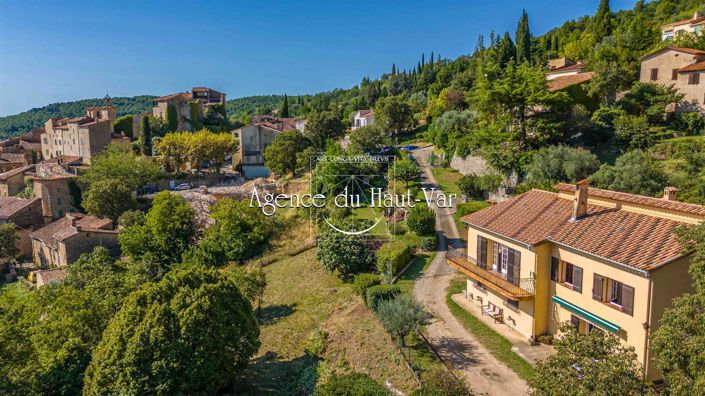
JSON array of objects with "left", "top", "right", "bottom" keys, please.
[{"left": 411, "top": 146, "right": 528, "bottom": 396}]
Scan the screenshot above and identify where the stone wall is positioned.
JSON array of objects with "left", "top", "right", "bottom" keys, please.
[{"left": 449, "top": 154, "right": 490, "bottom": 176}]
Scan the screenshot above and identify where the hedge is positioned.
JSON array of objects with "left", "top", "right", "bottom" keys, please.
[
  {"left": 418, "top": 236, "right": 437, "bottom": 251},
  {"left": 353, "top": 273, "right": 381, "bottom": 297},
  {"left": 456, "top": 201, "right": 490, "bottom": 217},
  {"left": 376, "top": 240, "right": 412, "bottom": 279},
  {"left": 407, "top": 205, "right": 436, "bottom": 236},
  {"left": 365, "top": 284, "right": 401, "bottom": 311}
]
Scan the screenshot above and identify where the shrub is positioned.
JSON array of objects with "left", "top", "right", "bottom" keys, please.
[
  {"left": 376, "top": 294, "right": 429, "bottom": 347},
  {"left": 304, "top": 328, "right": 327, "bottom": 356},
  {"left": 418, "top": 236, "right": 437, "bottom": 251},
  {"left": 455, "top": 201, "right": 490, "bottom": 217},
  {"left": 525, "top": 145, "right": 601, "bottom": 184},
  {"left": 112, "top": 115, "right": 133, "bottom": 138},
  {"left": 537, "top": 334, "right": 554, "bottom": 345},
  {"left": 458, "top": 173, "right": 503, "bottom": 200},
  {"left": 376, "top": 240, "right": 412, "bottom": 280},
  {"left": 412, "top": 366, "right": 472, "bottom": 396},
  {"left": 365, "top": 285, "right": 401, "bottom": 311},
  {"left": 314, "top": 373, "right": 390, "bottom": 396},
  {"left": 407, "top": 205, "right": 436, "bottom": 236},
  {"left": 353, "top": 273, "right": 381, "bottom": 297},
  {"left": 317, "top": 221, "right": 374, "bottom": 278}
]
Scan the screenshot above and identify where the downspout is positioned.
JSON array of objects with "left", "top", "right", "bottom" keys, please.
[{"left": 643, "top": 276, "right": 654, "bottom": 382}]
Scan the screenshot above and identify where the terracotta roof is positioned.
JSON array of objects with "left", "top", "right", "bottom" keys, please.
[
  {"left": 554, "top": 183, "right": 705, "bottom": 216},
  {"left": 662, "top": 16, "right": 705, "bottom": 28},
  {"left": 462, "top": 189, "right": 696, "bottom": 272},
  {"left": 678, "top": 61, "right": 705, "bottom": 73},
  {"left": 547, "top": 62, "right": 585, "bottom": 74},
  {"left": 252, "top": 115, "right": 301, "bottom": 132},
  {"left": 547, "top": 72, "right": 595, "bottom": 91},
  {"left": 642, "top": 46, "right": 705, "bottom": 60},
  {"left": 357, "top": 109, "right": 374, "bottom": 117},
  {"left": 35, "top": 269, "right": 68, "bottom": 285},
  {"left": 153, "top": 92, "right": 192, "bottom": 102},
  {"left": 40, "top": 156, "right": 82, "bottom": 165},
  {"left": 0, "top": 197, "right": 40, "bottom": 219},
  {"left": 30, "top": 214, "right": 114, "bottom": 248},
  {"left": 0, "top": 153, "right": 26, "bottom": 164},
  {"left": 0, "top": 165, "right": 33, "bottom": 180}
]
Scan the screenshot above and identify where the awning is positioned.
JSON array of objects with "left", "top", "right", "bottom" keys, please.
[{"left": 551, "top": 295, "right": 620, "bottom": 333}]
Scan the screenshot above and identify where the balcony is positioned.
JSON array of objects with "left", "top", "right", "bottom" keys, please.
[{"left": 446, "top": 248, "right": 535, "bottom": 300}]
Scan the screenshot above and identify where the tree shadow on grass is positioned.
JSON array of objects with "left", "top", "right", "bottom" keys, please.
[
  {"left": 235, "top": 354, "right": 320, "bottom": 396},
  {"left": 258, "top": 303, "right": 296, "bottom": 325}
]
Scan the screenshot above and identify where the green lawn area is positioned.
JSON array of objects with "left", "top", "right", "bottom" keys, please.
[
  {"left": 431, "top": 167, "right": 463, "bottom": 196},
  {"left": 238, "top": 248, "right": 419, "bottom": 395},
  {"left": 445, "top": 276, "right": 535, "bottom": 381},
  {"left": 397, "top": 124, "right": 429, "bottom": 146},
  {"left": 351, "top": 206, "right": 392, "bottom": 236}
]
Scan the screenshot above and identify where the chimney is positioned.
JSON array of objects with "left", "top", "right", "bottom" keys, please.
[
  {"left": 695, "top": 11, "right": 699, "bottom": 20},
  {"left": 571, "top": 179, "right": 589, "bottom": 221},
  {"left": 663, "top": 186, "right": 679, "bottom": 201}
]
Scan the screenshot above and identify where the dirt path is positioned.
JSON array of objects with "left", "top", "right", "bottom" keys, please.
[{"left": 411, "top": 146, "right": 528, "bottom": 396}]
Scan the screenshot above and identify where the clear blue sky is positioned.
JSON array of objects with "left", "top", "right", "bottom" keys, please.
[{"left": 0, "top": 0, "right": 637, "bottom": 116}]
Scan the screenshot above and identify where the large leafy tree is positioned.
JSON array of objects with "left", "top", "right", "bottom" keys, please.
[
  {"left": 187, "top": 198, "right": 275, "bottom": 267},
  {"left": 590, "top": 150, "right": 666, "bottom": 196},
  {"left": 590, "top": 0, "right": 613, "bottom": 42},
  {"left": 113, "top": 115, "right": 133, "bottom": 138},
  {"left": 374, "top": 95, "right": 414, "bottom": 134},
  {"left": 392, "top": 159, "right": 421, "bottom": 189},
  {"left": 80, "top": 144, "right": 161, "bottom": 191},
  {"left": 349, "top": 125, "right": 390, "bottom": 154},
  {"left": 526, "top": 146, "right": 601, "bottom": 184},
  {"left": 118, "top": 191, "right": 195, "bottom": 278},
  {"left": 264, "top": 130, "right": 311, "bottom": 175},
  {"left": 0, "top": 224, "right": 18, "bottom": 264},
  {"left": 317, "top": 221, "right": 374, "bottom": 278},
  {"left": 651, "top": 222, "right": 705, "bottom": 396},
  {"left": 83, "top": 179, "right": 137, "bottom": 223},
  {"left": 83, "top": 266, "right": 260, "bottom": 396},
  {"left": 155, "top": 129, "right": 235, "bottom": 172},
  {"left": 305, "top": 111, "right": 346, "bottom": 149},
  {"left": 0, "top": 247, "right": 137, "bottom": 396},
  {"left": 529, "top": 323, "right": 647, "bottom": 396}
]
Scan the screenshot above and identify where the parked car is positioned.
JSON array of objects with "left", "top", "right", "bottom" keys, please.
[
  {"left": 174, "top": 183, "right": 192, "bottom": 191},
  {"left": 398, "top": 145, "right": 418, "bottom": 151}
]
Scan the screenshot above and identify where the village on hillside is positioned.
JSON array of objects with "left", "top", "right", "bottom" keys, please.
[{"left": 2, "top": 1, "right": 705, "bottom": 396}]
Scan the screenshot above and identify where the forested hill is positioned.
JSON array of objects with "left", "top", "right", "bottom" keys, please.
[
  {"left": 0, "top": 96, "right": 156, "bottom": 139},
  {"left": 0, "top": 94, "right": 296, "bottom": 139}
]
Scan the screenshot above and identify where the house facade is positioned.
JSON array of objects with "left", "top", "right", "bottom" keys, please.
[
  {"left": 449, "top": 181, "right": 702, "bottom": 381},
  {"left": 640, "top": 46, "right": 705, "bottom": 112},
  {"left": 152, "top": 87, "right": 226, "bottom": 132},
  {"left": 660, "top": 12, "right": 705, "bottom": 40},
  {"left": 29, "top": 213, "right": 118, "bottom": 268},
  {"left": 0, "top": 196, "right": 44, "bottom": 256},
  {"left": 31, "top": 159, "right": 81, "bottom": 222},
  {"left": 352, "top": 110, "right": 375, "bottom": 130},
  {"left": 0, "top": 165, "right": 32, "bottom": 197},
  {"left": 41, "top": 105, "right": 116, "bottom": 164},
  {"left": 231, "top": 123, "right": 281, "bottom": 178}
]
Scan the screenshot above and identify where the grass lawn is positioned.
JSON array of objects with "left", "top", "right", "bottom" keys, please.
[
  {"left": 397, "top": 124, "right": 429, "bottom": 146},
  {"left": 445, "top": 276, "right": 535, "bottom": 381},
  {"left": 431, "top": 167, "right": 463, "bottom": 196},
  {"left": 238, "top": 248, "right": 419, "bottom": 395}
]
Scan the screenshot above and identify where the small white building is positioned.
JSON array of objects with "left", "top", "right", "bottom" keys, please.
[
  {"left": 546, "top": 58, "right": 586, "bottom": 80},
  {"left": 352, "top": 110, "right": 375, "bottom": 130},
  {"left": 661, "top": 12, "right": 705, "bottom": 41}
]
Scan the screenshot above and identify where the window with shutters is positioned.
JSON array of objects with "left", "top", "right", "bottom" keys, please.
[
  {"left": 594, "top": 274, "right": 634, "bottom": 316},
  {"left": 554, "top": 259, "right": 583, "bottom": 293},
  {"left": 672, "top": 69, "right": 679, "bottom": 80},
  {"left": 550, "top": 257, "right": 559, "bottom": 282},
  {"left": 477, "top": 236, "right": 488, "bottom": 269},
  {"left": 650, "top": 68, "right": 658, "bottom": 81},
  {"left": 489, "top": 241, "right": 520, "bottom": 284},
  {"left": 688, "top": 73, "right": 700, "bottom": 85}
]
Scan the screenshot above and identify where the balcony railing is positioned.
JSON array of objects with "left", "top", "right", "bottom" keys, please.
[{"left": 446, "top": 248, "right": 535, "bottom": 300}]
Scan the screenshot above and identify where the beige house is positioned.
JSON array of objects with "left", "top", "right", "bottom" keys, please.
[
  {"left": 31, "top": 159, "right": 81, "bottom": 222},
  {"left": 41, "top": 105, "right": 116, "bottom": 164},
  {"left": 30, "top": 213, "right": 118, "bottom": 268},
  {"left": 0, "top": 165, "right": 32, "bottom": 197},
  {"left": 450, "top": 181, "right": 702, "bottom": 381},
  {"left": 152, "top": 87, "right": 226, "bottom": 132},
  {"left": 352, "top": 110, "right": 375, "bottom": 130},
  {"left": 231, "top": 123, "right": 282, "bottom": 178},
  {"left": 661, "top": 12, "right": 705, "bottom": 40},
  {"left": 0, "top": 196, "right": 45, "bottom": 256},
  {"left": 640, "top": 46, "right": 705, "bottom": 112}
]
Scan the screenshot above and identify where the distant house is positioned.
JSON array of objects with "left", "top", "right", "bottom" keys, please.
[
  {"left": 31, "top": 157, "right": 81, "bottom": 222},
  {"left": 30, "top": 213, "right": 118, "bottom": 268},
  {"left": 0, "top": 196, "right": 44, "bottom": 256},
  {"left": 547, "top": 58, "right": 587, "bottom": 80},
  {"left": 251, "top": 115, "right": 306, "bottom": 133},
  {"left": 231, "top": 124, "right": 282, "bottom": 178},
  {"left": 640, "top": 46, "right": 705, "bottom": 112},
  {"left": 41, "top": 102, "right": 116, "bottom": 165},
  {"left": 0, "top": 152, "right": 28, "bottom": 173},
  {"left": 0, "top": 165, "right": 33, "bottom": 197},
  {"left": 35, "top": 268, "right": 68, "bottom": 288},
  {"left": 0, "top": 127, "right": 43, "bottom": 163},
  {"left": 152, "top": 87, "right": 226, "bottom": 132},
  {"left": 352, "top": 110, "right": 375, "bottom": 130},
  {"left": 661, "top": 12, "right": 705, "bottom": 41}
]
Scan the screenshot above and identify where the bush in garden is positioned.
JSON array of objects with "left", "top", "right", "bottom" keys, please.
[
  {"left": 407, "top": 205, "right": 436, "bottom": 236},
  {"left": 314, "top": 373, "right": 390, "bottom": 396},
  {"left": 304, "top": 328, "right": 327, "bottom": 356},
  {"left": 418, "top": 236, "right": 437, "bottom": 251},
  {"left": 376, "top": 294, "right": 429, "bottom": 347},
  {"left": 456, "top": 201, "right": 490, "bottom": 217},
  {"left": 412, "top": 366, "right": 472, "bottom": 396},
  {"left": 375, "top": 240, "right": 412, "bottom": 280},
  {"left": 458, "top": 173, "right": 503, "bottom": 200},
  {"left": 353, "top": 273, "right": 382, "bottom": 296},
  {"left": 365, "top": 285, "right": 401, "bottom": 311}
]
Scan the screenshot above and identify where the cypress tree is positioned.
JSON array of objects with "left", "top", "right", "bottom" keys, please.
[
  {"left": 496, "top": 32, "right": 516, "bottom": 66},
  {"left": 515, "top": 9, "right": 531, "bottom": 64},
  {"left": 280, "top": 94, "right": 290, "bottom": 118},
  {"left": 430, "top": 51, "right": 434, "bottom": 66},
  {"left": 421, "top": 53, "right": 425, "bottom": 67},
  {"left": 392, "top": 63, "right": 397, "bottom": 75},
  {"left": 140, "top": 116, "right": 152, "bottom": 156},
  {"left": 591, "top": 0, "right": 613, "bottom": 42},
  {"left": 165, "top": 103, "right": 178, "bottom": 132}
]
